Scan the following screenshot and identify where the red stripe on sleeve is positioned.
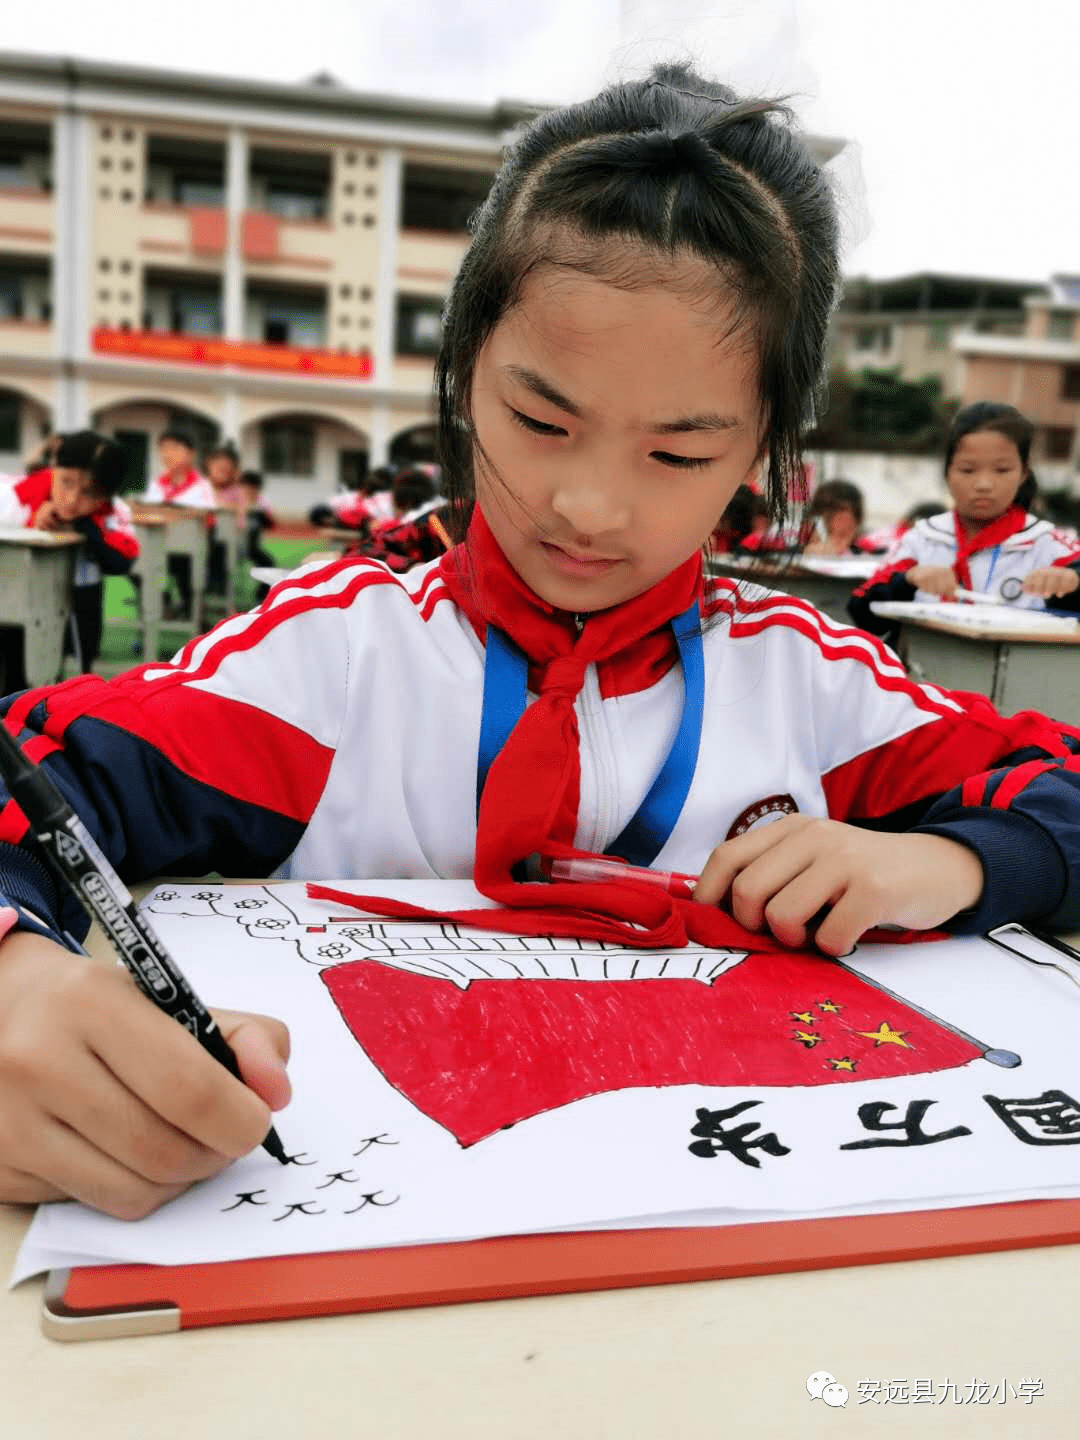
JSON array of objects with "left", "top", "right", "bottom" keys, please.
[
  {"left": 823, "top": 698, "right": 1071, "bottom": 821},
  {"left": 851, "top": 556, "right": 917, "bottom": 599},
  {"left": 961, "top": 772, "right": 992, "bottom": 808},
  {"left": 988, "top": 759, "right": 1058, "bottom": 811},
  {"left": 43, "top": 682, "right": 333, "bottom": 822}
]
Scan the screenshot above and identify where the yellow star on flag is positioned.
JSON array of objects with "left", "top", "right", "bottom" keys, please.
[
  {"left": 790, "top": 1011, "right": 815, "bottom": 1024},
  {"left": 858, "top": 1021, "right": 911, "bottom": 1048},
  {"left": 827, "top": 1057, "right": 857, "bottom": 1072},
  {"left": 792, "top": 1030, "right": 823, "bottom": 1048},
  {"left": 818, "top": 999, "right": 842, "bottom": 1013}
]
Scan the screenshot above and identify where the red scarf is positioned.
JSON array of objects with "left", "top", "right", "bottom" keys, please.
[
  {"left": 952, "top": 505, "right": 1027, "bottom": 590},
  {"left": 158, "top": 468, "right": 201, "bottom": 504}
]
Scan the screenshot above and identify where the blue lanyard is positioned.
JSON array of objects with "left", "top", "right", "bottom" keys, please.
[
  {"left": 984, "top": 545, "right": 1002, "bottom": 591},
  {"left": 476, "top": 601, "right": 705, "bottom": 867}
]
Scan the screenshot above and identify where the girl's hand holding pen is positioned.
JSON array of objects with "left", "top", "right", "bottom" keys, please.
[
  {"left": 694, "top": 815, "right": 985, "bottom": 956},
  {"left": 0, "top": 930, "right": 290, "bottom": 1218}
]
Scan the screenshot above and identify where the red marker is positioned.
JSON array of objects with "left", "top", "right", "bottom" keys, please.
[{"left": 549, "top": 855, "right": 698, "bottom": 901}]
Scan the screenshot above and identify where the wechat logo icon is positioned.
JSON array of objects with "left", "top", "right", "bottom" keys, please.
[{"left": 807, "top": 1371, "right": 848, "bottom": 1408}]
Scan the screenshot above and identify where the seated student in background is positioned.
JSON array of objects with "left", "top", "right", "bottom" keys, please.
[
  {"left": 143, "top": 430, "right": 214, "bottom": 618},
  {"left": 0, "top": 431, "right": 136, "bottom": 682},
  {"left": 240, "top": 470, "right": 275, "bottom": 601},
  {"left": 849, "top": 402, "right": 1080, "bottom": 636},
  {"left": 205, "top": 441, "right": 246, "bottom": 509},
  {"left": 708, "top": 483, "right": 771, "bottom": 556},
  {"left": 801, "top": 479, "right": 865, "bottom": 556},
  {"left": 6, "top": 65, "right": 1080, "bottom": 1220},
  {"left": 143, "top": 430, "right": 215, "bottom": 509},
  {"left": 350, "top": 465, "right": 450, "bottom": 572},
  {"left": 204, "top": 442, "right": 245, "bottom": 597},
  {"left": 309, "top": 465, "right": 396, "bottom": 533}
]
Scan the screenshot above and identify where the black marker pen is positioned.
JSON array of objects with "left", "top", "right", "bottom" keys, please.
[{"left": 0, "top": 723, "right": 287, "bottom": 1164}]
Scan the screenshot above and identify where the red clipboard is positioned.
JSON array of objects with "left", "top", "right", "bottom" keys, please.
[{"left": 41, "top": 1196, "right": 1080, "bottom": 1340}]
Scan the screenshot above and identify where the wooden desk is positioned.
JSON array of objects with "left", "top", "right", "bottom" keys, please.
[
  {"left": 0, "top": 529, "right": 80, "bottom": 688},
  {"left": 3, "top": 1193, "right": 1079, "bottom": 1435},
  {"left": 708, "top": 556, "right": 875, "bottom": 628},
  {"left": 121, "top": 506, "right": 210, "bottom": 661},
  {"left": 200, "top": 506, "right": 242, "bottom": 628},
  {"left": 890, "top": 613, "right": 1080, "bottom": 723},
  {"left": 0, "top": 886, "right": 1077, "bottom": 1433}
]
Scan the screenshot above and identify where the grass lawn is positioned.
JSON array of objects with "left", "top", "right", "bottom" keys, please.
[{"left": 98, "top": 533, "right": 333, "bottom": 670}]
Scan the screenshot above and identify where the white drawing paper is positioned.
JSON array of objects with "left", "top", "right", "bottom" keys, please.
[{"left": 13, "top": 879, "right": 1080, "bottom": 1283}]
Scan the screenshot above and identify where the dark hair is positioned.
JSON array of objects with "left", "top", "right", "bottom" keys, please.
[
  {"left": 945, "top": 401, "right": 1037, "bottom": 510},
  {"left": 206, "top": 441, "right": 240, "bottom": 466},
  {"left": 901, "top": 499, "right": 947, "bottom": 528},
  {"left": 436, "top": 62, "right": 840, "bottom": 540},
  {"left": 364, "top": 464, "right": 396, "bottom": 496},
  {"left": 158, "top": 428, "right": 196, "bottom": 452},
  {"left": 715, "top": 482, "right": 769, "bottom": 543},
  {"left": 54, "top": 430, "right": 126, "bottom": 496},
  {"left": 392, "top": 466, "right": 436, "bottom": 514},
  {"left": 240, "top": 469, "right": 263, "bottom": 491},
  {"left": 809, "top": 478, "right": 864, "bottom": 526}
]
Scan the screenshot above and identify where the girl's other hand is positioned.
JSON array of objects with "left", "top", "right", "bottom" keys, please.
[
  {"left": 906, "top": 564, "right": 959, "bottom": 597},
  {"left": 695, "top": 814, "right": 984, "bottom": 956},
  {"left": 31, "top": 500, "right": 63, "bottom": 532},
  {"left": 0, "top": 930, "right": 290, "bottom": 1218},
  {"left": 1023, "top": 566, "right": 1080, "bottom": 599}
]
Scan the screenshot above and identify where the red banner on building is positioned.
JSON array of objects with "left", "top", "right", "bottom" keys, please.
[{"left": 91, "top": 327, "right": 373, "bottom": 380}]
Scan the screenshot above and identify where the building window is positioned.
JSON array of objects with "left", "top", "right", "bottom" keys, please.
[
  {"left": 401, "top": 164, "right": 495, "bottom": 231},
  {"left": 1062, "top": 365, "right": 1080, "bottom": 401},
  {"left": 395, "top": 294, "right": 444, "bottom": 356},
  {"left": 0, "top": 273, "right": 22, "bottom": 320},
  {"left": 1044, "top": 426, "right": 1075, "bottom": 461},
  {"left": 0, "top": 392, "right": 19, "bottom": 451},
  {"left": 1047, "top": 310, "right": 1075, "bottom": 341},
  {"left": 171, "top": 293, "right": 222, "bottom": 336},
  {"left": 265, "top": 183, "right": 326, "bottom": 221},
  {"left": 927, "top": 319, "right": 950, "bottom": 350},
  {"left": 339, "top": 448, "right": 368, "bottom": 490},
  {"left": 261, "top": 419, "right": 315, "bottom": 476}
]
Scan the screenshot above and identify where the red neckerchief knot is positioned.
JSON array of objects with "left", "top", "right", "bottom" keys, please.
[
  {"left": 952, "top": 504, "right": 1027, "bottom": 590},
  {"left": 338, "top": 507, "right": 718, "bottom": 947}
]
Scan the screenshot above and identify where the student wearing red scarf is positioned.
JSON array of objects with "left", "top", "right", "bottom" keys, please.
[
  {"left": 849, "top": 402, "right": 1080, "bottom": 640},
  {"left": 2, "top": 68, "right": 1080, "bottom": 1220}
]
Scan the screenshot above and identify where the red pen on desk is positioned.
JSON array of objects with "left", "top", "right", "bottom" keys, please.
[{"left": 549, "top": 855, "right": 698, "bottom": 900}]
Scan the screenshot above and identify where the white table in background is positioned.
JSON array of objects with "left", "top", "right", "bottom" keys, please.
[{"left": 871, "top": 601, "right": 1080, "bottom": 723}]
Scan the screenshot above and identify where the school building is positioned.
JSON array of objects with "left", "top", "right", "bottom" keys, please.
[
  {"left": 831, "top": 271, "right": 1046, "bottom": 400},
  {"left": 955, "top": 275, "right": 1080, "bottom": 472},
  {"left": 0, "top": 51, "right": 539, "bottom": 513}
]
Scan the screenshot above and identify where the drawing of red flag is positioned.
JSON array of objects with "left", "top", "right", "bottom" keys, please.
[{"left": 321, "top": 947, "right": 995, "bottom": 1147}]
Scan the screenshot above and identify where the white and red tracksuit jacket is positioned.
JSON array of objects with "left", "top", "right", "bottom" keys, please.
[
  {"left": 0, "top": 469, "right": 139, "bottom": 587},
  {"left": 143, "top": 468, "right": 216, "bottom": 509},
  {"left": 849, "top": 506, "right": 1080, "bottom": 635},
  {"left": 3, "top": 528, "right": 1080, "bottom": 949}
]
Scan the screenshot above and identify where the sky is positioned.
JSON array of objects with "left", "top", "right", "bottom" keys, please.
[{"left": 7, "top": 0, "right": 1080, "bottom": 281}]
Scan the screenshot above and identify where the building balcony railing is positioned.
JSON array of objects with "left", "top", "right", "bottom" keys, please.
[
  {"left": 397, "top": 229, "right": 470, "bottom": 288},
  {"left": 0, "top": 190, "right": 55, "bottom": 252},
  {"left": 91, "top": 326, "right": 372, "bottom": 380},
  {"left": 0, "top": 318, "right": 53, "bottom": 356}
]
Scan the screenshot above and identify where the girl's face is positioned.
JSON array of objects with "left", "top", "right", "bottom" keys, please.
[
  {"left": 51, "top": 467, "right": 106, "bottom": 521},
  {"left": 946, "top": 429, "right": 1027, "bottom": 528},
  {"left": 824, "top": 505, "right": 859, "bottom": 545},
  {"left": 470, "top": 263, "right": 764, "bottom": 612},
  {"left": 207, "top": 456, "right": 238, "bottom": 488}
]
